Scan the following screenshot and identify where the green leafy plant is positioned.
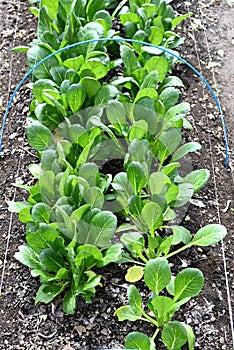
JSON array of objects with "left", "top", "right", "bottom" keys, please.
[{"left": 115, "top": 257, "right": 202, "bottom": 350}]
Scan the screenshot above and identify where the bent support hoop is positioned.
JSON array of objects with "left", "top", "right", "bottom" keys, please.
[{"left": 0, "top": 37, "right": 230, "bottom": 167}]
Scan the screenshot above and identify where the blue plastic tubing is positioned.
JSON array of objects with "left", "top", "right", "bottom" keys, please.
[{"left": 0, "top": 37, "right": 230, "bottom": 167}]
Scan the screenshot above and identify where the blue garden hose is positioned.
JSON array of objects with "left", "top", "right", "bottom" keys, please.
[{"left": 0, "top": 37, "right": 230, "bottom": 167}]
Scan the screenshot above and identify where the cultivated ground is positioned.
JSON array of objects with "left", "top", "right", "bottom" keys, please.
[{"left": 0, "top": 1, "right": 233, "bottom": 349}]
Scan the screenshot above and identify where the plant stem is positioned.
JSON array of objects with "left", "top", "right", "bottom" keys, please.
[
  {"left": 165, "top": 242, "right": 193, "bottom": 258},
  {"left": 151, "top": 327, "right": 160, "bottom": 342},
  {"left": 111, "top": 0, "right": 128, "bottom": 19},
  {"left": 141, "top": 310, "right": 159, "bottom": 328}
]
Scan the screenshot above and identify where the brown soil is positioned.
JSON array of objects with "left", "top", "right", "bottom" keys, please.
[{"left": 0, "top": 1, "right": 233, "bottom": 349}]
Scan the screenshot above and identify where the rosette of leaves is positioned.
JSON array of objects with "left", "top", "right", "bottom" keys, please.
[{"left": 115, "top": 257, "right": 204, "bottom": 350}]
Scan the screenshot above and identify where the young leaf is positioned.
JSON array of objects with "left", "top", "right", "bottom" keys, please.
[
  {"left": 62, "top": 289, "right": 76, "bottom": 315},
  {"left": 83, "top": 211, "right": 117, "bottom": 247},
  {"left": 125, "top": 266, "right": 144, "bottom": 283},
  {"left": 191, "top": 224, "right": 227, "bottom": 247},
  {"left": 125, "top": 332, "right": 151, "bottom": 350},
  {"left": 95, "top": 85, "right": 119, "bottom": 105},
  {"left": 120, "top": 45, "right": 138, "bottom": 76},
  {"left": 114, "top": 306, "right": 141, "bottom": 322},
  {"left": 145, "top": 57, "right": 169, "bottom": 82},
  {"left": 159, "top": 87, "right": 180, "bottom": 110},
  {"left": 174, "top": 268, "right": 204, "bottom": 301},
  {"left": 182, "top": 323, "right": 196, "bottom": 350},
  {"left": 175, "top": 183, "right": 194, "bottom": 207},
  {"left": 27, "top": 122, "right": 53, "bottom": 151},
  {"left": 8, "top": 201, "right": 32, "bottom": 213},
  {"left": 66, "top": 84, "right": 86, "bottom": 114},
  {"left": 172, "top": 142, "right": 201, "bottom": 161},
  {"left": 144, "top": 258, "right": 171, "bottom": 295},
  {"left": 148, "top": 295, "right": 174, "bottom": 326},
  {"left": 80, "top": 77, "right": 101, "bottom": 98},
  {"left": 128, "top": 120, "right": 148, "bottom": 141},
  {"left": 127, "top": 161, "right": 147, "bottom": 195},
  {"left": 14, "top": 245, "right": 43, "bottom": 270},
  {"left": 141, "top": 71, "right": 158, "bottom": 89},
  {"left": 149, "top": 172, "right": 171, "bottom": 195},
  {"left": 32, "top": 203, "right": 51, "bottom": 224},
  {"left": 183, "top": 169, "right": 210, "bottom": 193},
  {"left": 172, "top": 226, "right": 192, "bottom": 245},
  {"left": 35, "top": 282, "right": 67, "bottom": 304},
  {"left": 128, "top": 285, "right": 143, "bottom": 316},
  {"left": 40, "top": 248, "right": 65, "bottom": 272},
  {"left": 141, "top": 202, "right": 163, "bottom": 232},
  {"left": 162, "top": 321, "right": 187, "bottom": 350}
]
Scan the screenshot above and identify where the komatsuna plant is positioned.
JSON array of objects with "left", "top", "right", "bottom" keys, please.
[{"left": 115, "top": 257, "right": 203, "bottom": 350}]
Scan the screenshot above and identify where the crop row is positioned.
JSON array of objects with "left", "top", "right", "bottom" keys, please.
[{"left": 10, "top": 0, "right": 227, "bottom": 349}]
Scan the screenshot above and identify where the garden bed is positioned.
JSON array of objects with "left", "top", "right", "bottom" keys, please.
[{"left": 0, "top": 1, "right": 233, "bottom": 349}]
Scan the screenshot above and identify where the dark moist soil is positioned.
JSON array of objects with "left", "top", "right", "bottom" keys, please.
[{"left": 0, "top": 1, "right": 234, "bottom": 350}]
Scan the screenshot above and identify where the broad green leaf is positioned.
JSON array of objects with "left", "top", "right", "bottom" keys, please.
[
  {"left": 40, "top": 170, "right": 55, "bottom": 206},
  {"left": 120, "top": 232, "right": 145, "bottom": 258},
  {"left": 120, "top": 45, "right": 138, "bottom": 76},
  {"left": 8, "top": 201, "right": 31, "bottom": 213},
  {"left": 79, "top": 163, "right": 99, "bottom": 187},
  {"left": 148, "top": 295, "right": 174, "bottom": 326},
  {"left": 40, "top": 248, "right": 65, "bottom": 272},
  {"left": 114, "top": 306, "right": 140, "bottom": 322},
  {"left": 159, "top": 76, "right": 184, "bottom": 92},
  {"left": 62, "top": 289, "right": 76, "bottom": 315},
  {"left": 33, "top": 79, "right": 58, "bottom": 103},
  {"left": 128, "top": 195, "right": 142, "bottom": 217},
  {"left": 149, "top": 172, "right": 171, "bottom": 195},
  {"left": 27, "top": 46, "right": 59, "bottom": 79},
  {"left": 35, "top": 282, "right": 67, "bottom": 304},
  {"left": 120, "top": 13, "right": 140, "bottom": 25},
  {"left": 106, "top": 100, "right": 126, "bottom": 126},
  {"left": 128, "top": 120, "right": 148, "bottom": 141},
  {"left": 191, "top": 224, "right": 227, "bottom": 246},
  {"left": 183, "top": 169, "right": 210, "bottom": 193},
  {"left": 141, "top": 202, "right": 163, "bottom": 231},
  {"left": 128, "top": 285, "right": 142, "bottom": 315},
  {"left": 80, "top": 77, "right": 101, "bottom": 98},
  {"left": 145, "top": 57, "right": 169, "bottom": 82},
  {"left": 182, "top": 323, "right": 196, "bottom": 350},
  {"left": 41, "top": 0, "right": 58, "bottom": 20},
  {"left": 159, "top": 87, "right": 180, "bottom": 110},
  {"left": 172, "top": 226, "right": 192, "bottom": 245},
  {"left": 32, "top": 203, "right": 51, "bottom": 224},
  {"left": 14, "top": 245, "right": 43, "bottom": 270},
  {"left": 158, "top": 128, "right": 182, "bottom": 163},
  {"left": 95, "top": 85, "right": 119, "bottom": 105},
  {"left": 144, "top": 258, "right": 171, "bottom": 294},
  {"left": 125, "top": 332, "right": 151, "bottom": 350},
  {"left": 83, "top": 187, "right": 104, "bottom": 209},
  {"left": 141, "top": 71, "right": 158, "bottom": 89},
  {"left": 174, "top": 268, "right": 204, "bottom": 301},
  {"left": 82, "top": 211, "right": 117, "bottom": 247},
  {"left": 149, "top": 26, "right": 164, "bottom": 45},
  {"left": 175, "top": 183, "right": 194, "bottom": 207},
  {"left": 162, "top": 321, "right": 187, "bottom": 350},
  {"left": 19, "top": 207, "right": 33, "bottom": 223},
  {"left": 125, "top": 266, "right": 144, "bottom": 283},
  {"left": 135, "top": 88, "right": 158, "bottom": 102},
  {"left": 86, "top": 0, "right": 105, "bottom": 21},
  {"left": 172, "top": 142, "right": 201, "bottom": 161},
  {"left": 80, "top": 60, "right": 108, "bottom": 80},
  {"left": 63, "top": 56, "right": 84, "bottom": 71},
  {"left": 127, "top": 161, "right": 147, "bottom": 195},
  {"left": 100, "top": 243, "right": 123, "bottom": 266},
  {"left": 171, "top": 13, "right": 193, "bottom": 30},
  {"left": 27, "top": 122, "right": 53, "bottom": 151},
  {"left": 66, "top": 84, "right": 86, "bottom": 114}
]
